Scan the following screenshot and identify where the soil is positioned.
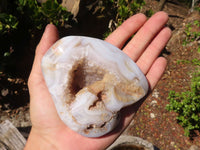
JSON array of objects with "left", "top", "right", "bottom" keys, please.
[
  {"left": 0, "top": 0, "right": 200, "bottom": 149},
  {"left": 125, "top": 1, "right": 200, "bottom": 150}
]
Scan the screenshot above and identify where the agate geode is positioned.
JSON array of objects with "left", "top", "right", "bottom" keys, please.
[{"left": 41, "top": 36, "right": 149, "bottom": 137}]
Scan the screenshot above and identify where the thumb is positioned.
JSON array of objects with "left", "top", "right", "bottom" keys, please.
[
  {"left": 28, "top": 24, "right": 61, "bottom": 128},
  {"left": 30, "top": 24, "right": 59, "bottom": 77}
]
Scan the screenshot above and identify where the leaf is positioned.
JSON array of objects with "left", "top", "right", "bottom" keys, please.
[
  {"left": 166, "top": 69, "right": 200, "bottom": 136},
  {"left": 18, "top": 0, "right": 27, "bottom": 6},
  {"left": 0, "top": 22, "right": 3, "bottom": 31},
  {"left": 198, "top": 47, "right": 200, "bottom": 53},
  {"left": 4, "top": 52, "right": 11, "bottom": 57}
]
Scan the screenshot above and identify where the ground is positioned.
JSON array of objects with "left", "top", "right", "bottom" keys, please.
[
  {"left": 0, "top": 0, "right": 200, "bottom": 149},
  {"left": 125, "top": 1, "right": 200, "bottom": 150}
]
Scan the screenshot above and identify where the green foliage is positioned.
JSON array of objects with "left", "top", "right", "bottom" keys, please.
[
  {"left": 166, "top": 71, "right": 200, "bottom": 136},
  {"left": 115, "top": 0, "right": 145, "bottom": 25},
  {"left": 0, "top": 0, "right": 73, "bottom": 73},
  {"left": 16, "top": 0, "right": 72, "bottom": 30},
  {"left": 192, "top": 58, "right": 200, "bottom": 66},
  {"left": 167, "top": 47, "right": 200, "bottom": 137},
  {"left": 177, "top": 58, "right": 200, "bottom": 66},
  {"left": 145, "top": 9, "right": 154, "bottom": 18},
  {"left": 0, "top": 0, "right": 72, "bottom": 35},
  {"left": 103, "top": 0, "right": 145, "bottom": 38},
  {"left": 182, "top": 20, "right": 200, "bottom": 51},
  {"left": 0, "top": 13, "right": 18, "bottom": 35},
  {"left": 29, "top": 0, "right": 69, "bottom": 28},
  {"left": 167, "top": 19, "right": 200, "bottom": 136},
  {"left": 195, "top": 5, "right": 200, "bottom": 12}
]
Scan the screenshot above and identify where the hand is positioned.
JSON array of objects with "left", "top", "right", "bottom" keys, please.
[{"left": 25, "top": 11, "right": 171, "bottom": 150}]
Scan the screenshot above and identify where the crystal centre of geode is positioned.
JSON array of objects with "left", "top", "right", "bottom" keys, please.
[{"left": 66, "top": 58, "right": 106, "bottom": 104}]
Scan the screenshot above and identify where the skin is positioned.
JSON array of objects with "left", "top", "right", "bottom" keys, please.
[{"left": 25, "top": 11, "right": 171, "bottom": 150}]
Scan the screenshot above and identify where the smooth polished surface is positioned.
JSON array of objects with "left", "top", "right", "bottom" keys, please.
[{"left": 41, "top": 36, "right": 148, "bottom": 137}]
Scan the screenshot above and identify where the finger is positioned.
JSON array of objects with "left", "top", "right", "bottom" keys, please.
[
  {"left": 105, "top": 13, "right": 147, "bottom": 49},
  {"left": 123, "top": 11, "right": 169, "bottom": 61},
  {"left": 136, "top": 27, "right": 171, "bottom": 74},
  {"left": 146, "top": 57, "right": 167, "bottom": 90}
]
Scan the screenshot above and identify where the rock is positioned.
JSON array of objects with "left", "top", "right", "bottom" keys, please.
[
  {"left": 61, "top": 0, "right": 80, "bottom": 17},
  {"left": 152, "top": 89, "right": 159, "bottom": 98},
  {"left": 1, "top": 89, "right": 9, "bottom": 97},
  {"left": 170, "top": 141, "right": 175, "bottom": 146},
  {"left": 189, "top": 145, "right": 200, "bottom": 150},
  {"left": 150, "top": 113, "right": 156, "bottom": 119},
  {"left": 37, "top": 0, "right": 80, "bottom": 17},
  {"left": 150, "top": 100, "right": 157, "bottom": 106}
]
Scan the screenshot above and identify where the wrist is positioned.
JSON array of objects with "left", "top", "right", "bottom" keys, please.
[{"left": 24, "top": 129, "right": 58, "bottom": 150}]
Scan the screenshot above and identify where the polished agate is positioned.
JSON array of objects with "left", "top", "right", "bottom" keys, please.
[{"left": 41, "top": 36, "right": 149, "bottom": 137}]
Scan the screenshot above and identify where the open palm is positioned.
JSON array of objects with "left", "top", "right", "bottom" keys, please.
[{"left": 25, "top": 11, "right": 171, "bottom": 150}]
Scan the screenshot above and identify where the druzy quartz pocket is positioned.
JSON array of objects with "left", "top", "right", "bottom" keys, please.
[{"left": 41, "top": 36, "right": 149, "bottom": 137}]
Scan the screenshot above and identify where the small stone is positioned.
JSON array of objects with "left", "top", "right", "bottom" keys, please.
[
  {"left": 170, "top": 141, "right": 175, "bottom": 146},
  {"left": 152, "top": 89, "right": 159, "bottom": 98},
  {"left": 7, "top": 78, "right": 14, "bottom": 82},
  {"left": 189, "top": 145, "right": 200, "bottom": 150},
  {"left": 150, "top": 113, "right": 155, "bottom": 119},
  {"left": 150, "top": 100, "right": 157, "bottom": 106},
  {"left": 5, "top": 109, "right": 11, "bottom": 113},
  {"left": 1, "top": 89, "right": 9, "bottom": 96},
  {"left": 20, "top": 121, "right": 31, "bottom": 127},
  {"left": 4, "top": 104, "right": 10, "bottom": 109}
]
